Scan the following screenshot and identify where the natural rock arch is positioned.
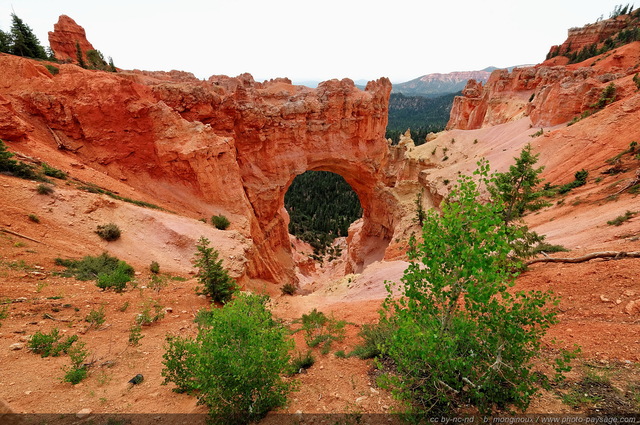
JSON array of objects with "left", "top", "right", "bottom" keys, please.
[
  {"left": 229, "top": 77, "right": 397, "bottom": 285},
  {"left": 0, "top": 52, "right": 407, "bottom": 286}
]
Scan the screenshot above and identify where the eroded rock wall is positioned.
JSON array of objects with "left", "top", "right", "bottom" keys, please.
[
  {"left": 447, "top": 41, "right": 640, "bottom": 130},
  {"left": 0, "top": 50, "right": 402, "bottom": 285}
]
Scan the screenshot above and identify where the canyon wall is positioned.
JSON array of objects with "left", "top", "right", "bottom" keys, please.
[
  {"left": 447, "top": 41, "right": 640, "bottom": 130},
  {"left": 0, "top": 48, "right": 408, "bottom": 285}
]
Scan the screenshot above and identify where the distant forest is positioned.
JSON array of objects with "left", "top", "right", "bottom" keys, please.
[
  {"left": 284, "top": 171, "right": 362, "bottom": 254},
  {"left": 385, "top": 92, "right": 458, "bottom": 145}
]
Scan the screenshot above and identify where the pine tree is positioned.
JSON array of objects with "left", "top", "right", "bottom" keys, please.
[
  {"left": 489, "top": 144, "right": 547, "bottom": 223},
  {"left": 75, "top": 41, "right": 86, "bottom": 68},
  {"left": 9, "top": 14, "right": 47, "bottom": 59},
  {"left": 193, "top": 236, "right": 237, "bottom": 304},
  {"left": 0, "top": 29, "right": 10, "bottom": 53}
]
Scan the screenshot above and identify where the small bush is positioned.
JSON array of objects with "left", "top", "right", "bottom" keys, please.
[
  {"left": 41, "top": 163, "right": 66, "bottom": 179},
  {"left": 84, "top": 305, "right": 106, "bottom": 329},
  {"left": 295, "top": 308, "right": 346, "bottom": 355},
  {"left": 162, "top": 293, "right": 293, "bottom": 424},
  {"left": 280, "top": 283, "right": 297, "bottom": 295},
  {"left": 532, "top": 242, "right": 569, "bottom": 255},
  {"left": 62, "top": 341, "right": 89, "bottom": 385},
  {"left": 28, "top": 328, "right": 78, "bottom": 357},
  {"left": 56, "top": 253, "right": 135, "bottom": 292},
  {"left": 44, "top": 64, "right": 59, "bottom": 76},
  {"left": 349, "top": 321, "right": 396, "bottom": 360},
  {"left": 289, "top": 350, "right": 315, "bottom": 374},
  {"left": 128, "top": 324, "right": 144, "bottom": 346},
  {"left": 0, "top": 140, "right": 44, "bottom": 181},
  {"left": 193, "top": 236, "right": 237, "bottom": 303},
  {"left": 0, "top": 305, "right": 9, "bottom": 327},
  {"left": 149, "top": 274, "right": 168, "bottom": 292},
  {"left": 149, "top": 261, "right": 160, "bottom": 274},
  {"left": 96, "top": 262, "right": 134, "bottom": 292},
  {"left": 211, "top": 214, "right": 230, "bottom": 230},
  {"left": 607, "top": 210, "right": 637, "bottom": 226},
  {"left": 28, "top": 214, "right": 40, "bottom": 223},
  {"left": 36, "top": 183, "right": 54, "bottom": 195},
  {"left": 135, "top": 299, "right": 165, "bottom": 326},
  {"left": 56, "top": 252, "right": 131, "bottom": 280},
  {"left": 95, "top": 223, "right": 121, "bottom": 241}
]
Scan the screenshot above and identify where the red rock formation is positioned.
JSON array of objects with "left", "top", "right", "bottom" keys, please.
[
  {"left": 447, "top": 42, "right": 640, "bottom": 130},
  {"left": 0, "top": 47, "right": 401, "bottom": 285},
  {"left": 48, "top": 15, "right": 96, "bottom": 64},
  {"left": 547, "top": 15, "right": 630, "bottom": 58}
]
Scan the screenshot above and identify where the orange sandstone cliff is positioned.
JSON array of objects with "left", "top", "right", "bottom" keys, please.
[{"left": 1, "top": 17, "right": 427, "bottom": 286}]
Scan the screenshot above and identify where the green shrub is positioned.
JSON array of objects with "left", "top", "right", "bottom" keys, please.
[
  {"left": 28, "top": 213, "right": 40, "bottom": 223},
  {"left": 96, "top": 261, "right": 133, "bottom": 292},
  {"left": 135, "top": 299, "right": 165, "bottom": 326},
  {"left": 607, "top": 210, "right": 637, "bottom": 226},
  {"left": 84, "top": 305, "right": 106, "bottom": 329},
  {"left": 380, "top": 162, "right": 576, "bottom": 415},
  {"left": 44, "top": 64, "right": 59, "bottom": 75},
  {"left": 0, "top": 305, "right": 9, "bottom": 327},
  {"left": 162, "top": 293, "right": 293, "bottom": 424},
  {"left": 295, "top": 308, "right": 346, "bottom": 355},
  {"left": 149, "top": 273, "right": 168, "bottom": 292},
  {"left": 211, "top": 214, "right": 230, "bottom": 230},
  {"left": 193, "top": 236, "right": 237, "bottom": 303},
  {"left": 557, "top": 169, "right": 589, "bottom": 194},
  {"left": 28, "top": 328, "right": 78, "bottom": 357},
  {"left": 149, "top": 261, "right": 160, "bottom": 274},
  {"left": 56, "top": 252, "right": 134, "bottom": 292},
  {"left": 95, "top": 223, "right": 121, "bottom": 241},
  {"left": 349, "top": 321, "right": 396, "bottom": 360},
  {"left": 0, "top": 140, "right": 44, "bottom": 181},
  {"left": 36, "top": 183, "right": 54, "bottom": 195},
  {"left": 56, "top": 252, "right": 124, "bottom": 280},
  {"left": 289, "top": 350, "right": 315, "bottom": 374},
  {"left": 41, "top": 163, "right": 66, "bottom": 179},
  {"left": 280, "top": 283, "right": 297, "bottom": 295},
  {"left": 128, "top": 324, "right": 144, "bottom": 346},
  {"left": 62, "top": 341, "right": 89, "bottom": 385}
]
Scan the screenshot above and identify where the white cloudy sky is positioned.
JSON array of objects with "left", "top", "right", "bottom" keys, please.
[{"left": 0, "top": 0, "right": 626, "bottom": 84}]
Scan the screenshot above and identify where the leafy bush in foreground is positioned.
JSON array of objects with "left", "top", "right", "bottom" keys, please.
[
  {"left": 380, "top": 161, "right": 576, "bottom": 415},
  {"left": 162, "top": 293, "right": 293, "bottom": 425}
]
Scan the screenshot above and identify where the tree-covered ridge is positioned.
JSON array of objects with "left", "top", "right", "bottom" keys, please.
[
  {"left": 284, "top": 171, "right": 362, "bottom": 254},
  {"left": 385, "top": 92, "right": 457, "bottom": 145}
]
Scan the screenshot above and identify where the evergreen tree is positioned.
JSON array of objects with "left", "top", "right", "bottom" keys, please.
[
  {"left": 193, "top": 236, "right": 237, "bottom": 304},
  {"left": 489, "top": 144, "right": 548, "bottom": 223},
  {"left": 9, "top": 13, "right": 47, "bottom": 59},
  {"left": 0, "top": 29, "right": 10, "bottom": 53},
  {"left": 75, "top": 41, "right": 86, "bottom": 68}
]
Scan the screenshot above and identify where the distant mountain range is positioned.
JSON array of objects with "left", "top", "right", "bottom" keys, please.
[
  {"left": 391, "top": 67, "right": 499, "bottom": 98},
  {"left": 294, "top": 66, "right": 527, "bottom": 97}
]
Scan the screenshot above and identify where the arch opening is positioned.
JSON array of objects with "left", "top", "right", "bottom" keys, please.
[{"left": 284, "top": 170, "right": 363, "bottom": 259}]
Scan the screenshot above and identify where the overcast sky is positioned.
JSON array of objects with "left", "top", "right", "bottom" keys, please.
[{"left": 0, "top": 0, "right": 625, "bottom": 84}]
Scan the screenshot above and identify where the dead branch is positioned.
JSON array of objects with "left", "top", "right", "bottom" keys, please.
[
  {"left": 602, "top": 168, "right": 640, "bottom": 200},
  {"left": 527, "top": 251, "right": 640, "bottom": 265},
  {"left": 43, "top": 313, "right": 72, "bottom": 322},
  {"left": 46, "top": 126, "right": 66, "bottom": 150},
  {"left": 0, "top": 228, "right": 42, "bottom": 244}
]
